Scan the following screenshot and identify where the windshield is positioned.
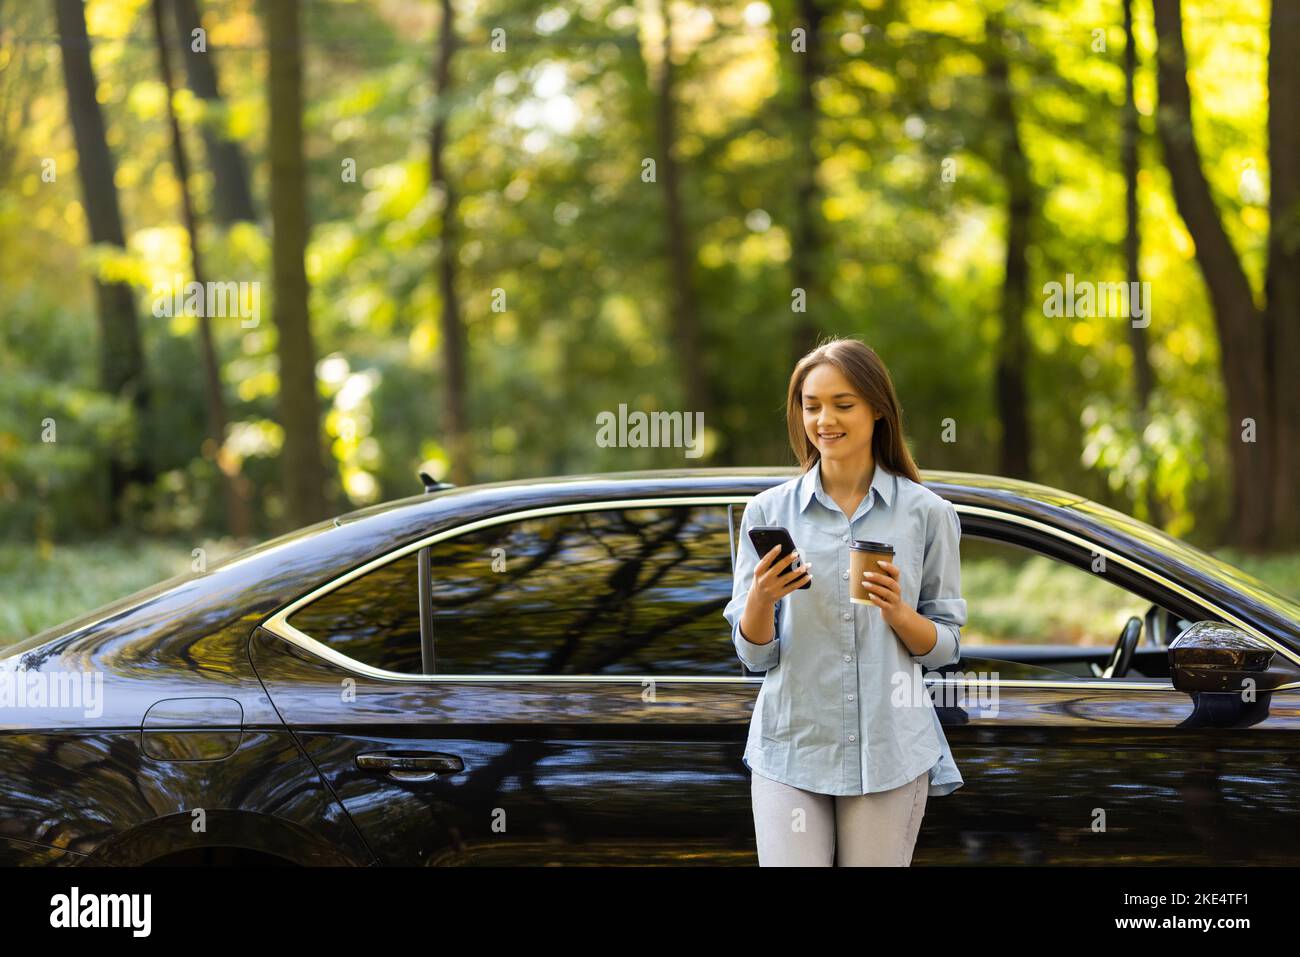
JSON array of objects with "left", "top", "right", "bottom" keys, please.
[{"left": 1070, "top": 500, "right": 1300, "bottom": 624}]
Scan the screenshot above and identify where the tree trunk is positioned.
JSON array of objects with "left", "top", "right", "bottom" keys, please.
[
  {"left": 53, "top": 0, "right": 155, "bottom": 518},
  {"left": 789, "top": 0, "right": 826, "bottom": 365},
  {"left": 431, "top": 0, "right": 472, "bottom": 486},
  {"left": 653, "top": 1, "right": 713, "bottom": 454},
  {"left": 1123, "top": 0, "right": 1161, "bottom": 526},
  {"left": 1266, "top": 2, "right": 1300, "bottom": 547},
  {"left": 1153, "top": 0, "right": 1270, "bottom": 547},
  {"left": 170, "top": 0, "right": 257, "bottom": 224},
  {"left": 152, "top": 0, "right": 251, "bottom": 538},
  {"left": 265, "top": 0, "right": 331, "bottom": 525},
  {"left": 986, "top": 16, "right": 1032, "bottom": 480},
  {"left": 0, "top": 1, "right": 35, "bottom": 185}
]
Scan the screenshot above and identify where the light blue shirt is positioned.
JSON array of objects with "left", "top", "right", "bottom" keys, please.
[{"left": 723, "top": 461, "right": 966, "bottom": 797}]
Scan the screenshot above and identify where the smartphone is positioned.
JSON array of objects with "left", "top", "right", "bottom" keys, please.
[{"left": 747, "top": 525, "right": 811, "bottom": 589}]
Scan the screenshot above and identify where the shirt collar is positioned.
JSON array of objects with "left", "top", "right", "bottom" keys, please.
[{"left": 798, "top": 460, "right": 896, "bottom": 515}]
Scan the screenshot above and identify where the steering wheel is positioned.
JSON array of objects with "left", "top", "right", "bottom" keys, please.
[{"left": 1103, "top": 616, "right": 1142, "bottom": 678}]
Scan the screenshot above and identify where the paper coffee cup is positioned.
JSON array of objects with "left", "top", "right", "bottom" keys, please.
[{"left": 849, "top": 540, "right": 895, "bottom": 605}]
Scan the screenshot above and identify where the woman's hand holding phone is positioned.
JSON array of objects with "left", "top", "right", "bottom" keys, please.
[
  {"left": 737, "top": 528, "right": 811, "bottom": 646},
  {"left": 737, "top": 545, "right": 812, "bottom": 647},
  {"left": 752, "top": 545, "right": 812, "bottom": 606}
]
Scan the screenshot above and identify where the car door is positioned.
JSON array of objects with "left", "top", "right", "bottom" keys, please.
[
  {"left": 251, "top": 497, "right": 759, "bottom": 865},
  {"left": 912, "top": 505, "right": 1300, "bottom": 865}
]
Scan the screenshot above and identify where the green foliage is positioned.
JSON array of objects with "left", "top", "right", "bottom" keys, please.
[
  {"left": 0, "top": 293, "right": 133, "bottom": 536},
  {"left": 0, "top": 0, "right": 1280, "bottom": 554}
]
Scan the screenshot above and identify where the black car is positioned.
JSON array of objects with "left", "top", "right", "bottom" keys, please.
[{"left": 3, "top": 467, "right": 1299, "bottom": 865}]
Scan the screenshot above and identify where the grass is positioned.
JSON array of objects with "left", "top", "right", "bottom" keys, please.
[
  {"left": 0, "top": 537, "right": 240, "bottom": 647},
  {"left": 1208, "top": 548, "right": 1300, "bottom": 604},
  {"left": 1, "top": 537, "right": 1298, "bottom": 651}
]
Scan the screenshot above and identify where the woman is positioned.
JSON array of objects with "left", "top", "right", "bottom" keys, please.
[{"left": 722, "top": 336, "right": 966, "bottom": 866}]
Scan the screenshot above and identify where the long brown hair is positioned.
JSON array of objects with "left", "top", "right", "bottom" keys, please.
[{"left": 785, "top": 336, "right": 922, "bottom": 483}]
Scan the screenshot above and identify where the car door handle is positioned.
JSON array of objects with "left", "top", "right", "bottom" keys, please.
[{"left": 356, "top": 751, "right": 464, "bottom": 782}]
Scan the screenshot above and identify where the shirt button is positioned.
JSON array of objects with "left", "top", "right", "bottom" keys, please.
[
  {"left": 841, "top": 570, "right": 849, "bottom": 580},
  {"left": 848, "top": 734, "right": 856, "bottom": 742},
  {"left": 843, "top": 654, "right": 852, "bottom": 662},
  {"left": 841, "top": 534, "right": 849, "bottom": 542},
  {"left": 843, "top": 612, "right": 852, "bottom": 620},
  {"left": 848, "top": 694, "right": 855, "bottom": 701}
]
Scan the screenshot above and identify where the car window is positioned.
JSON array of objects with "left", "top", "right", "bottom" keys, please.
[
  {"left": 424, "top": 504, "right": 736, "bottom": 675},
  {"left": 960, "top": 536, "right": 1171, "bottom": 680},
  {"left": 286, "top": 553, "right": 423, "bottom": 674},
  {"left": 285, "top": 504, "right": 737, "bottom": 677}
]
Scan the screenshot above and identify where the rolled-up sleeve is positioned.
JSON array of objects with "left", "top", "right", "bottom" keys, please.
[
  {"left": 914, "top": 499, "right": 966, "bottom": 670},
  {"left": 723, "top": 497, "right": 781, "bottom": 672}
]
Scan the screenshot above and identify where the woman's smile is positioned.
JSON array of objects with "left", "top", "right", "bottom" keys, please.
[{"left": 801, "top": 361, "right": 880, "bottom": 461}]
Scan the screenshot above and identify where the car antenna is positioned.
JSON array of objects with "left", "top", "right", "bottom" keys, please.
[{"left": 417, "top": 460, "right": 457, "bottom": 494}]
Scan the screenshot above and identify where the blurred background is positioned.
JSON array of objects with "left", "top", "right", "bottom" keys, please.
[{"left": 1, "top": 0, "right": 1296, "bottom": 642}]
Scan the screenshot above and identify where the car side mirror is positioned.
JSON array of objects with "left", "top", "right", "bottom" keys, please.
[{"left": 1168, "top": 621, "right": 1300, "bottom": 694}]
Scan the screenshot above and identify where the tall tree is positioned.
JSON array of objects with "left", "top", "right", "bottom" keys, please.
[
  {"left": 786, "top": 0, "right": 827, "bottom": 365},
  {"left": 1123, "top": 0, "right": 1160, "bottom": 525},
  {"left": 1265, "top": 1, "right": 1300, "bottom": 546},
  {"left": 53, "top": 0, "right": 155, "bottom": 517},
  {"left": 985, "top": 14, "right": 1033, "bottom": 480},
  {"left": 152, "top": 0, "right": 251, "bottom": 538},
  {"left": 0, "top": 0, "right": 35, "bottom": 184},
  {"left": 169, "top": 0, "right": 257, "bottom": 225},
  {"left": 264, "top": 0, "right": 330, "bottom": 525},
  {"left": 431, "top": 0, "right": 472, "bottom": 486},
  {"left": 649, "top": 0, "right": 712, "bottom": 447},
  {"left": 1153, "top": 0, "right": 1270, "bottom": 547}
]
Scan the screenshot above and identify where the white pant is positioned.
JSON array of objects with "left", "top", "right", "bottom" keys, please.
[{"left": 750, "top": 769, "right": 928, "bottom": 866}]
